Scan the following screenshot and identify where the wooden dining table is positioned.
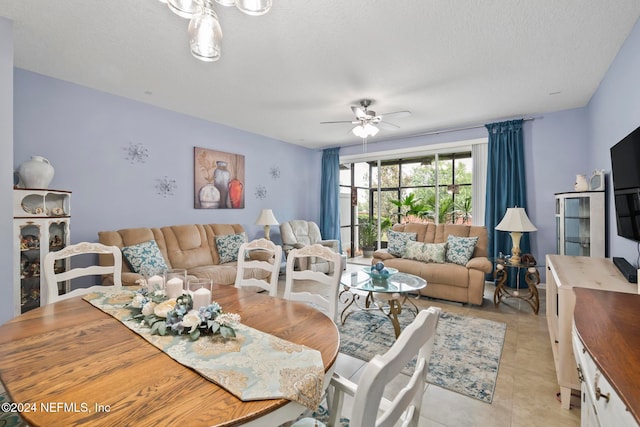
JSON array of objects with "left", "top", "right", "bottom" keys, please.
[{"left": 0, "top": 284, "right": 340, "bottom": 427}]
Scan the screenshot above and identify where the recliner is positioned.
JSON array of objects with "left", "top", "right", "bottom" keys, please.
[{"left": 279, "top": 220, "right": 339, "bottom": 273}]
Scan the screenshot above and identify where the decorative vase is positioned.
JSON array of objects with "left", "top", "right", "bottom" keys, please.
[
  {"left": 18, "top": 156, "right": 55, "bottom": 189},
  {"left": 198, "top": 183, "right": 221, "bottom": 208},
  {"left": 213, "top": 161, "right": 230, "bottom": 209},
  {"left": 228, "top": 179, "right": 243, "bottom": 208},
  {"left": 574, "top": 174, "right": 589, "bottom": 192}
]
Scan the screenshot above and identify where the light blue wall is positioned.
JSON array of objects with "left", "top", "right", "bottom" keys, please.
[
  {"left": 0, "top": 18, "right": 14, "bottom": 325},
  {"left": 587, "top": 17, "right": 640, "bottom": 262},
  {"left": 13, "top": 70, "right": 323, "bottom": 247}
]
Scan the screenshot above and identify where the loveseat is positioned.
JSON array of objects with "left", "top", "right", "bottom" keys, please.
[
  {"left": 98, "top": 223, "right": 261, "bottom": 286},
  {"left": 372, "top": 223, "right": 492, "bottom": 305}
]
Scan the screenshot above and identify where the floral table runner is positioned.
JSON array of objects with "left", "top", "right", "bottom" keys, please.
[{"left": 83, "top": 290, "right": 325, "bottom": 410}]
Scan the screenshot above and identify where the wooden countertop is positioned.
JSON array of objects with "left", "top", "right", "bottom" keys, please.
[
  {"left": 547, "top": 255, "right": 637, "bottom": 293},
  {"left": 573, "top": 287, "right": 640, "bottom": 424}
]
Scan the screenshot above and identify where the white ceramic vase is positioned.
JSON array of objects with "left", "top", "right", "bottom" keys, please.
[
  {"left": 18, "top": 156, "right": 55, "bottom": 189},
  {"left": 574, "top": 174, "right": 589, "bottom": 192}
]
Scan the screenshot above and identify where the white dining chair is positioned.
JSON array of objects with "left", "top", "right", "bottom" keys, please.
[
  {"left": 293, "top": 306, "right": 441, "bottom": 427},
  {"left": 234, "top": 238, "right": 282, "bottom": 297},
  {"left": 284, "top": 244, "right": 342, "bottom": 323},
  {"left": 43, "top": 242, "right": 123, "bottom": 304}
]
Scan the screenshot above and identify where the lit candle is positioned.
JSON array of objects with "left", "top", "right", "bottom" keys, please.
[
  {"left": 147, "top": 275, "right": 164, "bottom": 291},
  {"left": 192, "top": 287, "right": 211, "bottom": 309},
  {"left": 166, "top": 278, "right": 184, "bottom": 298}
]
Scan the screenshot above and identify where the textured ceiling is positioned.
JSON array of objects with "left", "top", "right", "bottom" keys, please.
[{"left": 1, "top": 1, "right": 639, "bottom": 149}]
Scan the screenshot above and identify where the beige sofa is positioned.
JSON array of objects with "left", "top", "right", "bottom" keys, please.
[
  {"left": 372, "top": 223, "right": 493, "bottom": 306},
  {"left": 98, "top": 223, "right": 253, "bottom": 286}
]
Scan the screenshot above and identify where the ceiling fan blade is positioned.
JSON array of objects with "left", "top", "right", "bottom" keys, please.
[
  {"left": 378, "top": 121, "right": 400, "bottom": 130},
  {"left": 380, "top": 110, "right": 412, "bottom": 120},
  {"left": 351, "top": 105, "right": 367, "bottom": 119},
  {"left": 320, "top": 120, "right": 354, "bottom": 125}
]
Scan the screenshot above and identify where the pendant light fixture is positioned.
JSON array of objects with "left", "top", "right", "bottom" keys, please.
[
  {"left": 188, "top": 1, "right": 222, "bottom": 62},
  {"left": 167, "top": 0, "right": 203, "bottom": 19},
  {"left": 164, "top": 0, "right": 272, "bottom": 62}
]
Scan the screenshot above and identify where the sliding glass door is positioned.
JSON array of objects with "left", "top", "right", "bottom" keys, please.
[{"left": 339, "top": 151, "right": 473, "bottom": 258}]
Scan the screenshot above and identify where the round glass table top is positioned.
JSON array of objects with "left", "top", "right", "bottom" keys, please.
[{"left": 341, "top": 270, "right": 426, "bottom": 294}]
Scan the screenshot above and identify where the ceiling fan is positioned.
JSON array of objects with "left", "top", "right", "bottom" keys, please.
[{"left": 320, "top": 99, "right": 412, "bottom": 139}]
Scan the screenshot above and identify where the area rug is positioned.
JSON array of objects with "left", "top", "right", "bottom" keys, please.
[
  {"left": 338, "top": 309, "right": 506, "bottom": 403},
  {"left": 0, "top": 383, "right": 27, "bottom": 427}
]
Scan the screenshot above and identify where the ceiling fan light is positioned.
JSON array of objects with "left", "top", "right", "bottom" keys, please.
[
  {"left": 352, "top": 125, "right": 367, "bottom": 138},
  {"left": 363, "top": 123, "right": 379, "bottom": 137},
  {"left": 188, "top": 7, "right": 222, "bottom": 62},
  {"left": 168, "top": 0, "right": 203, "bottom": 18},
  {"left": 235, "top": 0, "right": 272, "bottom": 16}
]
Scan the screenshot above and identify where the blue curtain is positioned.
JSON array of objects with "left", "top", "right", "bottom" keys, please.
[
  {"left": 320, "top": 147, "right": 341, "bottom": 252},
  {"left": 485, "top": 119, "right": 530, "bottom": 286}
]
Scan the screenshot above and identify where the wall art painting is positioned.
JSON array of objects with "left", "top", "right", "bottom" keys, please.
[{"left": 194, "top": 147, "right": 245, "bottom": 209}]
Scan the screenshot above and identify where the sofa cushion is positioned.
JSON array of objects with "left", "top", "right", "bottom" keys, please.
[
  {"left": 387, "top": 230, "right": 417, "bottom": 256},
  {"left": 403, "top": 241, "right": 447, "bottom": 263},
  {"left": 215, "top": 232, "right": 247, "bottom": 263},
  {"left": 445, "top": 235, "right": 479, "bottom": 266},
  {"left": 121, "top": 239, "right": 168, "bottom": 276}
]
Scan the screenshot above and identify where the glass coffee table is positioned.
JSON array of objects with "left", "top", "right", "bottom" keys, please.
[{"left": 340, "top": 270, "right": 427, "bottom": 338}]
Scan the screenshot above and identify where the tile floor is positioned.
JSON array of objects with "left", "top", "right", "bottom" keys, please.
[{"left": 283, "top": 261, "right": 581, "bottom": 427}]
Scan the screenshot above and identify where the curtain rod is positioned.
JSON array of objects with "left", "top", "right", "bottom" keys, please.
[
  {"left": 335, "top": 116, "right": 539, "bottom": 151},
  {"left": 410, "top": 116, "right": 537, "bottom": 137}
]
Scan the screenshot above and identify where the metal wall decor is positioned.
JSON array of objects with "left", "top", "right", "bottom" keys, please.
[
  {"left": 125, "top": 142, "right": 149, "bottom": 164},
  {"left": 156, "top": 176, "right": 177, "bottom": 197},
  {"left": 254, "top": 185, "right": 267, "bottom": 199},
  {"left": 269, "top": 165, "right": 280, "bottom": 180}
]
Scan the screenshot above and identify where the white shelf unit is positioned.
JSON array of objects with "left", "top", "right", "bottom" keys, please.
[
  {"left": 555, "top": 191, "right": 605, "bottom": 257},
  {"left": 13, "top": 189, "right": 71, "bottom": 316}
]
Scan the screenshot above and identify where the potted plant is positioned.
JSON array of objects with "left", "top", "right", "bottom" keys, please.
[{"left": 359, "top": 220, "right": 378, "bottom": 257}]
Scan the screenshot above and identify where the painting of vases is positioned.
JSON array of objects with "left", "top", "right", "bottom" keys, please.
[{"left": 194, "top": 147, "right": 245, "bottom": 209}]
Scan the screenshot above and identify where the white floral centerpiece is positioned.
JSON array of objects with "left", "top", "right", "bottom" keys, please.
[{"left": 130, "top": 288, "right": 240, "bottom": 341}]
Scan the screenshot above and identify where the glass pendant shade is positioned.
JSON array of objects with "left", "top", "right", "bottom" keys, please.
[
  {"left": 235, "top": 0, "right": 272, "bottom": 16},
  {"left": 168, "top": 0, "right": 203, "bottom": 18},
  {"left": 352, "top": 123, "right": 379, "bottom": 138},
  {"left": 214, "top": 0, "right": 236, "bottom": 6},
  {"left": 188, "top": 7, "right": 223, "bottom": 62}
]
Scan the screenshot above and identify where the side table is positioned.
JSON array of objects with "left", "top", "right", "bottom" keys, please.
[{"left": 493, "top": 259, "right": 542, "bottom": 314}]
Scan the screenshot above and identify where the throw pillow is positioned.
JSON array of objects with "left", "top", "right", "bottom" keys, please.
[
  {"left": 387, "top": 230, "right": 418, "bottom": 257},
  {"left": 121, "top": 239, "right": 168, "bottom": 276},
  {"left": 445, "top": 235, "right": 479, "bottom": 266},
  {"left": 402, "top": 241, "right": 447, "bottom": 263},
  {"left": 215, "top": 232, "right": 247, "bottom": 263}
]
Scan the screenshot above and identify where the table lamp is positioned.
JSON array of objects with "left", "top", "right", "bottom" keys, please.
[
  {"left": 255, "top": 209, "right": 279, "bottom": 240},
  {"left": 495, "top": 207, "right": 537, "bottom": 264}
]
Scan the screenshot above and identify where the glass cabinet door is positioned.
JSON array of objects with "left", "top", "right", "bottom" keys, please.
[
  {"left": 18, "top": 222, "right": 42, "bottom": 313},
  {"left": 563, "top": 197, "right": 591, "bottom": 256}
]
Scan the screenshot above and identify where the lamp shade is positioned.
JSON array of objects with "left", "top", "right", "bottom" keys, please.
[
  {"left": 255, "top": 209, "right": 278, "bottom": 225},
  {"left": 495, "top": 207, "right": 537, "bottom": 232}
]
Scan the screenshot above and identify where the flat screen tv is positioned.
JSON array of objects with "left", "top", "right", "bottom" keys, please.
[{"left": 611, "top": 125, "right": 640, "bottom": 241}]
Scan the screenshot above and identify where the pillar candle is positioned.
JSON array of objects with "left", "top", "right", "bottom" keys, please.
[
  {"left": 192, "top": 287, "right": 211, "bottom": 310},
  {"left": 166, "top": 278, "right": 184, "bottom": 299},
  {"left": 147, "top": 275, "right": 164, "bottom": 291}
]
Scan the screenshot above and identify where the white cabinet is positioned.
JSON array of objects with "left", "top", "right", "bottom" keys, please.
[
  {"left": 573, "top": 324, "right": 638, "bottom": 426},
  {"left": 555, "top": 191, "right": 605, "bottom": 257},
  {"left": 13, "top": 189, "right": 71, "bottom": 315},
  {"left": 546, "top": 255, "right": 637, "bottom": 410}
]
